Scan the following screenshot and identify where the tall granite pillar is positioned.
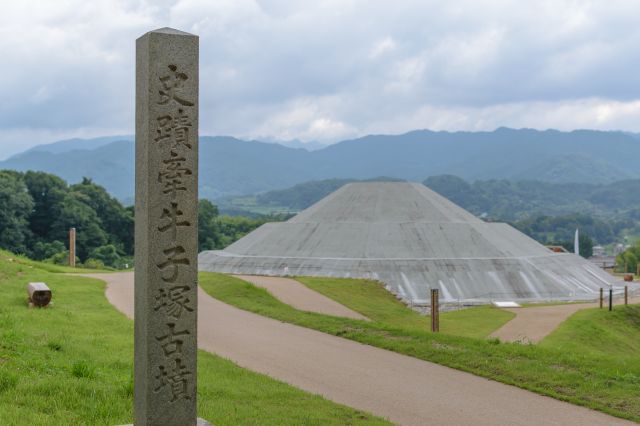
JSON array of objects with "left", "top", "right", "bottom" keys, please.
[{"left": 135, "top": 28, "right": 199, "bottom": 426}]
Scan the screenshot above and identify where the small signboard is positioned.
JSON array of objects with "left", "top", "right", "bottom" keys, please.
[{"left": 492, "top": 301, "right": 521, "bottom": 308}]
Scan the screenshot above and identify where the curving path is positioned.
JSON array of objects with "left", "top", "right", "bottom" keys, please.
[
  {"left": 83, "top": 272, "right": 633, "bottom": 426},
  {"left": 233, "top": 274, "right": 369, "bottom": 320},
  {"left": 491, "top": 293, "right": 640, "bottom": 343}
]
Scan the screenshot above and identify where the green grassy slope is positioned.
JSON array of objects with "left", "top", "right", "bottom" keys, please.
[
  {"left": 541, "top": 305, "right": 640, "bottom": 358},
  {"left": 200, "top": 272, "right": 640, "bottom": 422},
  {"left": 297, "top": 276, "right": 514, "bottom": 338},
  {"left": 0, "top": 249, "right": 113, "bottom": 273},
  {"left": 0, "top": 254, "right": 389, "bottom": 426}
]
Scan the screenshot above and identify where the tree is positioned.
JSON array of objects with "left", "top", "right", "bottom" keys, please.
[
  {"left": 213, "top": 215, "right": 272, "bottom": 249},
  {"left": 89, "top": 244, "right": 121, "bottom": 268},
  {"left": 617, "top": 241, "right": 640, "bottom": 273},
  {"left": 32, "top": 240, "right": 66, "bottom": 261},
  {"left": 198, "top": 199, "right": 219, "bottom": 251},
  {"left": 577, "top": 233, "right": 594, "bottom": 258},
  {"left": 0, "top": 171, "right": 34, "bottom": 254},
  {"left": 197, "top": 199, "right": 282, "bottom": 251},
  {"left": 49, "top": 192, "right": 108, "bottom": 261},
  {"left": 71, "top": 178, "right": 134, "bottom": 255},
  {"left": 23, "top": 171, "right": 68, "bottom": 241}
]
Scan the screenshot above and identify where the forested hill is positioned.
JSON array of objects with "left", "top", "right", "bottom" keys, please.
[
  {"left": 3, "top": 128, "right": 640, "bottom": 201},
  {"left": 222, "top": 175, "right": 640, "bottom": 219},
  {"left": 0, "top": 170, "right": 283, "bottom": 269},
  {"left": 423, "top": 175, "right": 640, "bottom": 221}
]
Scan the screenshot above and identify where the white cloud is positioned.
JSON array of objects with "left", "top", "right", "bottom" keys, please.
[
  {"left": 364, "top": 98, "right": 640, "bottom": 135},
  {"left": 247, "top": 96, "right": 358, "bottom": 143},
  {"left": 369, "top": 37, "right": 396, "bottom": 59},
  {"left": 1, "top": 0, "right": 640, "bottom": 158}
]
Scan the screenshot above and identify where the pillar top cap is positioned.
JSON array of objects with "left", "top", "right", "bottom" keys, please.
[{"left": 142, "top": 27, "right": 197, "bottom": 38}]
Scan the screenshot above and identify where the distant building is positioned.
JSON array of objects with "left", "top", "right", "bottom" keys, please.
[
  {"left": 614, "top": 244, "right": 627, "bottom": 255},
  {"left": 592, "top": 245, "right": 605, "bottom": 257},
  {"left": 589, "top": 255, "right": 616, "bottom": 269}
]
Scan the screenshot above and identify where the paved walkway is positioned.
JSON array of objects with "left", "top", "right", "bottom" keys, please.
[
  {"left": 491, "top": 293, "right": 640, "bottom": 343},
  {"left": 83, "top": 272, "right": 632, "bottom": 426},
  {"left": 233, "top": 274, "right": 369, "bottom": 321}
]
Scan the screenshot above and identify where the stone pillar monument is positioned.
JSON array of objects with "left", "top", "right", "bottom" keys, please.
[
  {"left": 69, "top": 227, "right": 76, "bottom": 267},
  {"left": 135, "top": 28, "right": 200, "bottom": 426}
]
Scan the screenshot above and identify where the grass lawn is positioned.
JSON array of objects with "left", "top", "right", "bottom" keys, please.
[
  {"left": 0, "top": 255, "right": 389, "bottom": 425},
  {"left": 297, "top": 277, "right": 514, "bottom": 338},
  {"left": 541, "top": 304, "right": 640, "bottom": 358},
  {"left": 0, "top": 250, "right": 114, "bottom": 274},
  {"left": 200, "top": 272, "right": 640, "bottom": 422}
]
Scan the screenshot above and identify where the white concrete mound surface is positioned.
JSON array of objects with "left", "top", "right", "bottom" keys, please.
[{"left": 199, "top": 182, "right": 629, "bottom": 304}]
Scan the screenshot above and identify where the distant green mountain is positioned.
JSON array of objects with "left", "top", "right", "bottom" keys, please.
[
  {"left": 13, "top": 136, "right": 134, "bottom": 156},
  {"left": 3, "top": 128, "right": 640, "bottom": 201},
  {"left": 2, "top": 141, "right": 136, "bottom": 202}
]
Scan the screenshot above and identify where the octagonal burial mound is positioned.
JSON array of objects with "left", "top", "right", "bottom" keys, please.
[{"left": 199, "top": 182, "right": 628, "bottom": 304}]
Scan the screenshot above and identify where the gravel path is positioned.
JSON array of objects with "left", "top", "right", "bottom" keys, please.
[
  {"left": 491, "top": 294, "right": 640, "bottom": 343},
  {"left": 233, "top": 274, "right": 370, "bottom": 320},
  {"left": 83, "top": 272, "right": 633, "bottom": 426}
]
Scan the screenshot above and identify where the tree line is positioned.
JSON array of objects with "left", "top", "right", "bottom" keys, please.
[
  {"left": 617, "top": 242, "right": 640, "bottom": 274},
  {"left": 0, "top": 170, "right": 279, "bottom": 268},
  {"left": 222, "top": 175, "right": 637, "bottom": 254}
]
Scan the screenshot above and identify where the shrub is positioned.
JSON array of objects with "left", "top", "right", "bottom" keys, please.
[
  {"left": 47, "top": 251, "right": 79, "bottom": 266},
  {"left": 83, "top": 258, "right": 105, "bottom": 270},
  {"left": 89, "top": 244, "right": 121, "bottom": 268},
  {"left": 31, "top": 240, "right": 66, "bottom": 261}
]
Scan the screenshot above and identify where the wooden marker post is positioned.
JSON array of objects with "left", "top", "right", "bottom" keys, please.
[
  {"left": 69, "top": 227, "right": 76, "bottom": 267},
  {"left": 599, "top": 288, "right": 603, "bottom": 309},
  {"left": 625, "top": 285, "right": 628, "bottom": 305},
  {"left": 430, "top": 288, "right": 439, "bottom": 332}
]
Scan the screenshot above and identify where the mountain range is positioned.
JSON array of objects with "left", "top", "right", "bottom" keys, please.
[{"left": 2, "top": 128, "right": 640, "bottom": 203}]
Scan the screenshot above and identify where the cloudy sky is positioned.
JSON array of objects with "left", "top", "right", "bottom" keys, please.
[{"left": 2, "top": 0, "right": 640, "bottom": 158}]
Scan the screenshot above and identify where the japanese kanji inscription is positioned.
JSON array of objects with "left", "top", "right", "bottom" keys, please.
[{"left": 135, "top": 28, "right": 200, "bottom": 426}]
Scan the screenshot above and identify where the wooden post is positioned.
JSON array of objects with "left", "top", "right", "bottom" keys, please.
[
  {"left": 599, "top": 288, "right": 603, "bottom": 309},
  {"left": 625, "top": 285, "right": 628, "bottom": 305},
  {"left": 609, "top": 287, "right": 613, "bottom": 311},
  {"left": 69, "top": 227, "right": 76, "bottom": 267},
  {"left": 430, "top": 288, "right": 439, "bottom": 332}
]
